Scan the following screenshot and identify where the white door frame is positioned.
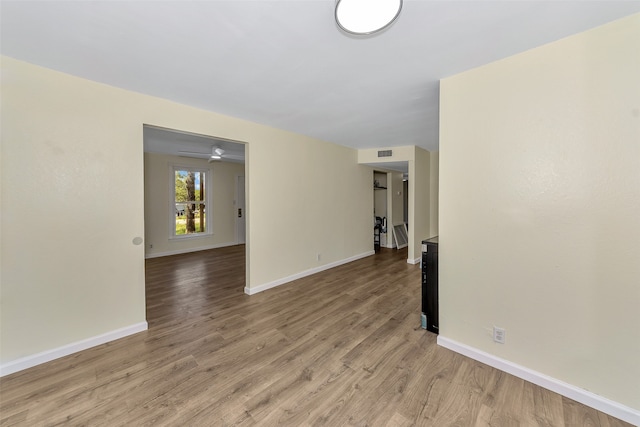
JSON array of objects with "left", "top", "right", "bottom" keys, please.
[{"left": 235, "top": 174, "right": 246, "bottom": 244}]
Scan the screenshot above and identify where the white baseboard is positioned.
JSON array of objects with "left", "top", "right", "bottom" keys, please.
[
  {"left": 0, "top": 322, "right": 148, "bottom": 377},
  {"left": 245, "top": 250, "right": 375, "bottom": 295},
  {"left": 407, "top": 257, "right": 420, "bottom": 265},
  {"left": 145, "top": 241, "right": 238, "bottom": 259},
  {"left": 437, "top": 336, "right": 640, "bottom": 426}
]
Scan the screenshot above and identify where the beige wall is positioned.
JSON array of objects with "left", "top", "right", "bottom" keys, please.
[
  {"left": 409, "top": 146, "right": 432, "bottom": 259},
  {"left": 0, "top": 56, "right": 372, "bottom": 366},
  {"left": 144, "top": 152, "right": 244, "bottom": 257},
  {"left": 429, "top": 151, "right": 439, "bottom": 235},
  {"left": 357, "top": 145, "right": 415, "bottom": 164},
  {"left": 248, "top": 134, "right": 372, "bottom": 287},
  {"left": 439, "top": 14, "right": 640, "bottom": 410},
  {"left": 1, "top": 57, "right": 147, "bottom": 364}
]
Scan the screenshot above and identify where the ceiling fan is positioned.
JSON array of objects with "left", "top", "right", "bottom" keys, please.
[{"left": 178, "top": 146, "right": 243, "bottom": 163}]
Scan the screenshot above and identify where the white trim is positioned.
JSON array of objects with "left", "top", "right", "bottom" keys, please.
[
  {"left": 0, "top": 322, "right": 148, "bottom": 377},
  {"left": 235, "top": 174, "right": 246, "bottom": 245},
  {"left": 145, "top": 241, "right": 237, "bottom": 259},
  {"left": 168, "top": 231, "right": 214, "bottom": 241},
  {"left": 437, "top": 336, "right": 640, "bottom": 426},
  {"left": 407, "top": 257, "right": 420, "bottom": 265},
  {"left": 245, "top": 250, "right": 375, "bottom": 295}
]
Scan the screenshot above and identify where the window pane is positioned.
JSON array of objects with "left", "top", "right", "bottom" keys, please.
[
  {"left": 175, "top": 170, "right": 205, "bottom": 202},
  {"left": 196, "top": 172, "right": 205, "bottom": 201},
  {"left": 174, "top": 169, "right": 207, "bottom": 236},
  {"left": 196, "top": 203, "right": 206, "bottom": 233},
  {"left": 175, "top": 171, "right": 188, "bottom": 202},
  {"left": 175, "top": 202, "right": 205, "bottom": 235}
]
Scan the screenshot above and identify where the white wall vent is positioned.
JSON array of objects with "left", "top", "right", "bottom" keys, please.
[{"left": 377, "top": 150, "right": 392, "bottom": 157}]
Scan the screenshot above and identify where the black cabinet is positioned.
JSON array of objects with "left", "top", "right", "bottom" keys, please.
[{"left": 421, "top": 237, "right": 438, "bottom": 334}]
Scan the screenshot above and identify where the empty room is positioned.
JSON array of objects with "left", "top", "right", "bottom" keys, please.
[{"left": 1, "top": 1, "right": 639, "bottom": 425}]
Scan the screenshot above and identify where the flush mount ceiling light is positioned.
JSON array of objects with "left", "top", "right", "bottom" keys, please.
[{"left": 335, "top": 0, "right": 403, "bottom": 35}]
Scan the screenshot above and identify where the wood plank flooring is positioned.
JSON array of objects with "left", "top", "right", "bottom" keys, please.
[{"left": 0, "top": 246, "right": 632, "bottom": 426}]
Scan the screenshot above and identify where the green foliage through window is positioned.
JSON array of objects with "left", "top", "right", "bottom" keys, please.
[{"left": 174, "top": 169, "right": 206, "bottom": 235}]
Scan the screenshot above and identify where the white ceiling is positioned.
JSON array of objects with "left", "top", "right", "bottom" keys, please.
[
  {"left": 2, "top": 0, "right": 639, "bottom": 156},
  {"left": 143, "top": 125, "right": 246, "bottom": 164}
]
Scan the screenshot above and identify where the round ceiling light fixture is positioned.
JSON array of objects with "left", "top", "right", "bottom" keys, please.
[{"left": 335, "top": 0, "right": 403, "bottom": 35}]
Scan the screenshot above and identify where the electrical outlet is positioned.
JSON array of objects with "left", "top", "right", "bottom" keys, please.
[
  {"left": 149, "top": 244, "right": 153, "bottom": 249},
  {"left": 493, "top": 326, "right": 506, "bottom": 344}
]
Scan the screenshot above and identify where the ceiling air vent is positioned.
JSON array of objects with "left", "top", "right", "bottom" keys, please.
[{"left": 377, "top": 150, "right": 392, "bottom": 158}]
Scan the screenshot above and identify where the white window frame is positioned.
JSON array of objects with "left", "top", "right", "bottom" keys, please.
[{"left": 169, "top": 164, "right": 213, "bottom": 240}]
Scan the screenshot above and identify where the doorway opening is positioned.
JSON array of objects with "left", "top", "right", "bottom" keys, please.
[
  {"left": 373, "top": 168, "right": 407, "bottom": 251},
  {"left": 142, "top": 125, "right": 247, "bottom": 322}
]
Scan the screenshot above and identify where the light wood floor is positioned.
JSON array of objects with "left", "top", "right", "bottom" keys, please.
[{"left": 0, "top": 246, "right": 632, "bottom": 426}]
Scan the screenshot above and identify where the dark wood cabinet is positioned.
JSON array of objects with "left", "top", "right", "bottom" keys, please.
[{"left": 421, "top": 237, "right": 438, "bottom": 334}]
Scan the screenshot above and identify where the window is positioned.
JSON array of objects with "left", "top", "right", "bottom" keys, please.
[{"left": 171, "top": 166, "right": 211, "bottom": 238}]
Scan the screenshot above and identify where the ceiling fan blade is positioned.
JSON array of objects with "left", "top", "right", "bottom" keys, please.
[
  {"left": 177, "top": 150, "right": 209, "bottom": 157},
  {"left": 176, "top": 149, "right": 244, "bottom": 162}
]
